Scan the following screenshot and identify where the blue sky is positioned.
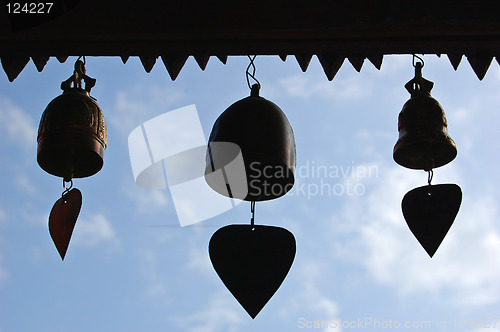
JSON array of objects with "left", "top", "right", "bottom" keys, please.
[{"left": 1, "top": 54, "right": 500, "bottom": 332}]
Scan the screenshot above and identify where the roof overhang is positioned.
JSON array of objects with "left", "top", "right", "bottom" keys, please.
[{"left": 2, "top": 0, "right": 500, "bottom": 81}]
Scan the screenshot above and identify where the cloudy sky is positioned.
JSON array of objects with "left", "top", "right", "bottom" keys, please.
[{"left": 1, "top": 53, "right": 500, "bottom": 332}]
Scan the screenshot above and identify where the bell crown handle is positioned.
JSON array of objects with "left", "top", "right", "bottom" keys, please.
[
  {"left": 405, "top": 62, "right": 434, "bottom": 96},
  {"left": 61, "top": 59, "right": 96, "bottom": 93}
]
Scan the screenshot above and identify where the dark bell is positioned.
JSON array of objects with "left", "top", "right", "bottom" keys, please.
[
  {"left": 37, "top": 61, "right": 107, "bottom": 181},
  {"left": 205, "top": 84, "right": 296, "bottom": 201},
  {"left": 393, "top": 64, "right": 457, "bottom": 170}
]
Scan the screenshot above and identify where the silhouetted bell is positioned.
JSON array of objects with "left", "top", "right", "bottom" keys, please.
[
  {"left": 205, "top": 84, "right": 296, "bottom": 201},
  {"left": 37, "top": 60, "right": 107, "bottom": 181},
  {"left": 393, "top": 63, "right": 457, "bottom": 171}
]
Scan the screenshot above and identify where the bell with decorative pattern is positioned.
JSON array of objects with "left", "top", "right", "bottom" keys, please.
[
  {"left": 37, "top": 57, "right": 107, "bottom": 260},
  {"left": 37, "top": 59, "right": 107, "bottom": 181}
]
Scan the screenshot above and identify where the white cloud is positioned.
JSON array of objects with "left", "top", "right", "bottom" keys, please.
[
  {"left": 137, "top": 249, "right": 169, "bottom": 298},
  {"left": 14, "top": 174, "right": 37, "bottom": 195},
  {"left": 277, "top": 260, "right": 341, "bottom": 329},
  {"left": 109, "top": 83, "right": 186, "bottom": 138},
  {"left": 333, "top": 165, "right": 500, "bottom": 306},
  {"left": 170, "top": 291, "right": 245, "bottom": 332},
  {"left": 72, "top": 213, "right": 119, "bottom": 248},
  {"left": 126, "top": 186, "right": 170, "bottom": 216},
  {"left": 185, "top": 245, "right": 213, "bottom": 276},
  {"left": 0, "top": 97, "right": 37, "bottom": 148},
  {"left": 299, "top": 281, "right": 340, "bottom": 319}
]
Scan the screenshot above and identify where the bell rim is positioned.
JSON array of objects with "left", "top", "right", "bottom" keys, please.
[
  {"left": 205, "top": 162, "right": 296, "bottom": 202},
  {"left": 393, "top": 132, "right": 457, "bottom": 170},
  {"left": 37, "top": 132, "right": 106, "bottom": 179}
]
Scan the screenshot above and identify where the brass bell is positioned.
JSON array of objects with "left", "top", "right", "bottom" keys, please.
[
  {"left": 37, "top": 59, "right": 107, "bottom": 181},
  {"left": 393, "top": 62, "right": 457, "bottom": 170},
  {"left": 205, "top": 84, "right": 296, "bottom": 201}
]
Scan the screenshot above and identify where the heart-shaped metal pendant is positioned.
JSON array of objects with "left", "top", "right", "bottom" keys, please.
[
  {"left": 209, "top": 224, "right": 296, "bottom": 318},
  {"left": 402, "top": 183, "right": 462, "bottom": 257},
  {"left": 48, "top": 188, "right": 82, "bottom": 260}
]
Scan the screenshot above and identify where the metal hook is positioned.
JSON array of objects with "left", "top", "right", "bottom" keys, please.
[
  {"left": 412, "top": 54, "right": 425, "bottom": 68},
  {"left": 246, "top": 55, "right": 261, "bottom": 90},
  {"left": 75, "top": 58, "right": 86, "bottom": 76},
  {"left": 62, "top": 178, "right": 73, "bottom": 202},
  {"left": 77, "top": 55, "right": 86, "bottom": 65}
]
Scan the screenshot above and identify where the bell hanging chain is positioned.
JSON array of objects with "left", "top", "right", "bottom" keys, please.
[{"left": 246, "top": 55, "right": 261, "bottom": 91}]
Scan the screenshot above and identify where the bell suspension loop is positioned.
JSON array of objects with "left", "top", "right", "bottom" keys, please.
[
  {"left": 412, "top": 54, "right": 423, "bottom": 92},
  {"left": 62, "top": 178, "right": 73, "bottom": 202},
  {"left": 427, "top": 169, "right": 433, "bottom": 186},
  {"left": 246, "top": 55, "right": 261, "bottom": 93},
  {"left": 412, "top": 54, "right": 425, "bottom": 70}
]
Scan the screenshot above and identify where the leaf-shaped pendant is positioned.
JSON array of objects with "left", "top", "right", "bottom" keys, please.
[{"left": 48, "top": 188, "right": 82, "bottom": 260}]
